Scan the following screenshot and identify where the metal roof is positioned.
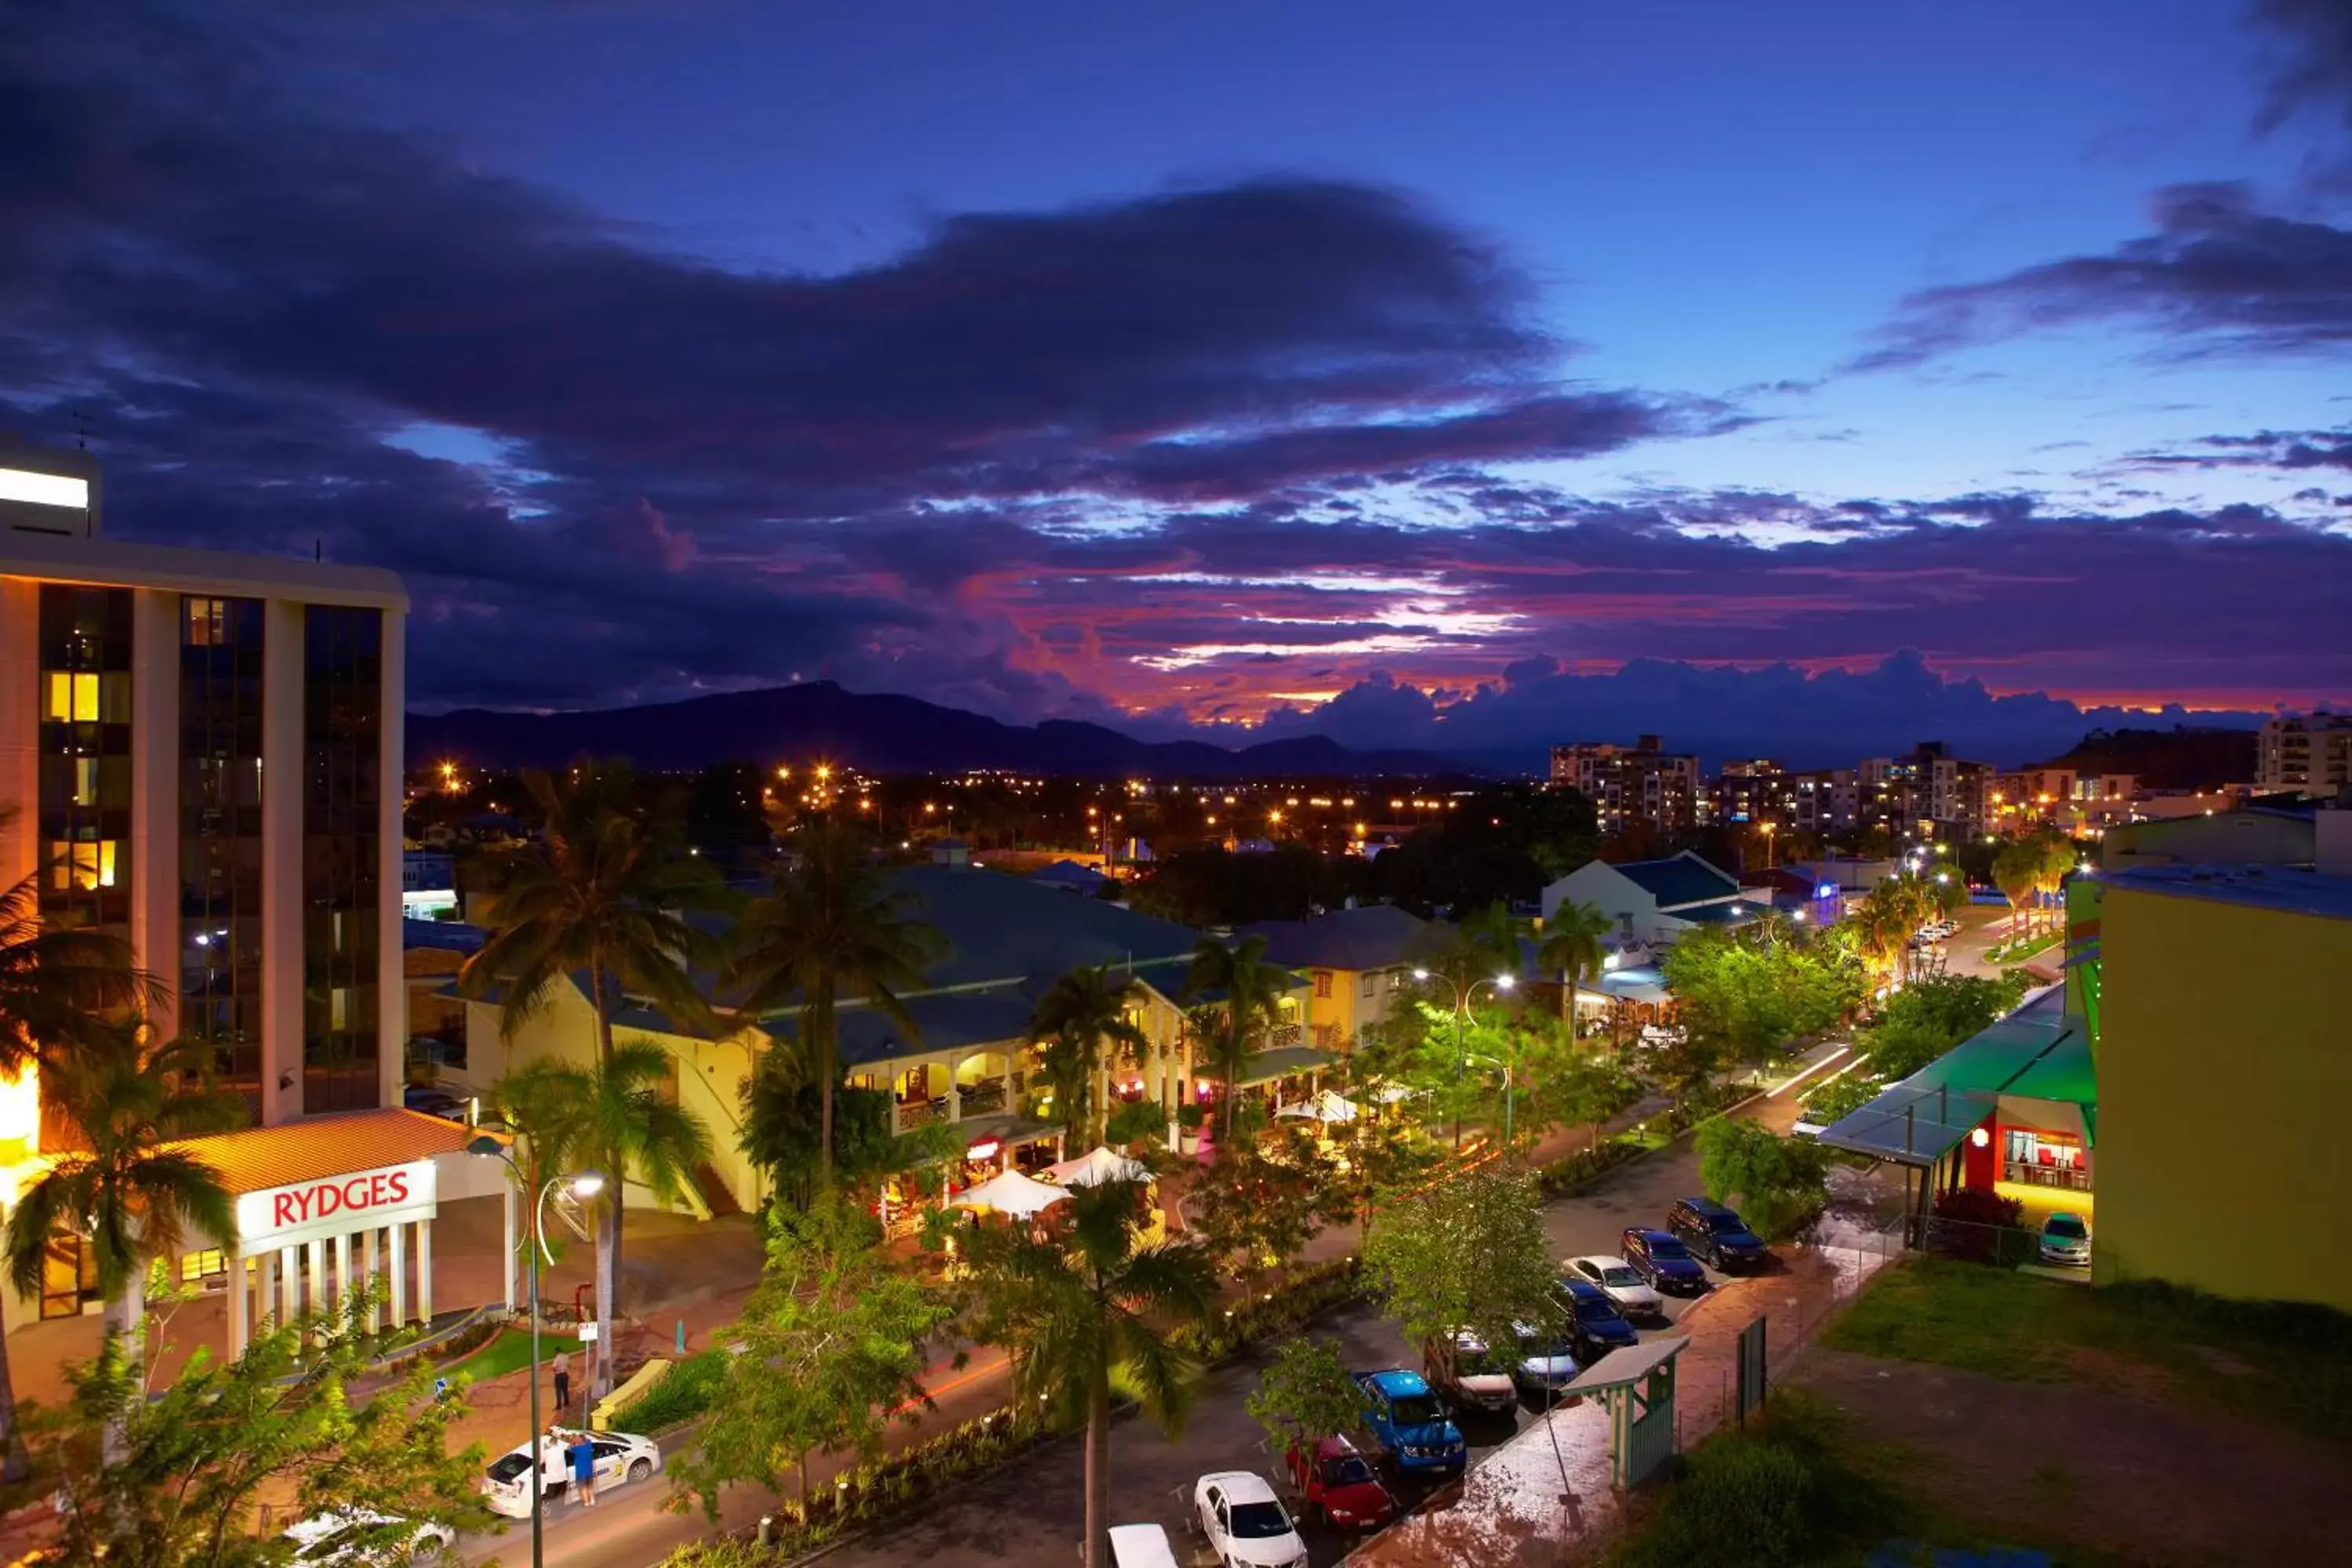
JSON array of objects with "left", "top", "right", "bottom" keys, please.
[
  {"left": 1200, "top": 1044, "right": 1339, "bottom": 1085},
  {"left": 1240, "top": 904, "right": 1433, "bottom": 972},
  {"left": 174, "top": 1109, "right": 489, "bottom": 1195},
  {"left": 1614, "top": 853, "right": 1740, "bottom": 909},
  {"left": 1815, "top": 987, "right": 2092, "bottom": 1167},
  {"left": 1558, "top": 1336, "right": 1690, "bottom": 1398}
]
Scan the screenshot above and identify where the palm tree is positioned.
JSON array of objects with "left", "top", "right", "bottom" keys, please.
[
  {"left": 494, "top": 1040, "right": 713, "bottom": 1388},
  {"left": 1184, "top": 935, "right": 1291, "bottom": 1145},
  {"left": 4, "top": 1025, "right": 244, "bottom": 1453},
  {"left": 1536, "top": 899, "right": 1613, "bottom": 1033},
  {"left": 724, "top": 817, "right": 945, "bottom": 1192},
  {"left": 0, "top": 808, "right": 172, "bottom": 1481},
  {"left": 459, "top": 762, "right": 717, "bottom": 1069},
  {"left": 1029, "top": 966, "right": 1150, "bottom": 1145},
  {"left": 961, "top": 1178, "right": 1216, "bottom": 1568},
  {"left": 1991, "top": 839, "right": 2038, "bottom": 938}
]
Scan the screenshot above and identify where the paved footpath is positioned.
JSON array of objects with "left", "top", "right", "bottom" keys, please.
[{"left": 469, "top": 1041, "right": 1860, "bottom": 1568}]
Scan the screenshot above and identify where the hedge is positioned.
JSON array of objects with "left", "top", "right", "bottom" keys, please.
[{"left": 610, "top": 1348, "right": 731, "bottom": 1432}]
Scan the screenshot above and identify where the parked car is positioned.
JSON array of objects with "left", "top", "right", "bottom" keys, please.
[
  {"left": 1352, "top": 1368, "right": 1466, "bottom": 1475},
  {"left": 1193, "top": 1472, "right": 1308, "bottom": 1568},
  {"left": 1559, "top": 1278, "right": 1641, "bottom": 1365},
  {"left": 401, "top": 1082, "right": 469, "bottom": 1122},
  {"left": 1565, "top": 1253, "right": 1664, "bottom": 1319},
  {"left": 2039, "top": 1211, "right": 2092, "bottom": 1266},
  {"left": 1108, "top": 1523, "right": 1181, "bottom": 1568},
  {"left": 1621, "top": 1227, "right": 1708, "bottom": 1294},
  {"left": 1667, "top": 1196, "right": 1768, "bottom": 1270},
  {"left": 1283, "top": 1435, "right": 1397, "bottom": 1530},
  {"left": 1427, "top": 1329, "right": 1519, "bottom": 1415},
  {"left": 481, "top": 1428, "right": 661, "bottom": 1517},
  {"left": 1509, "top": 1319, "right": 1579, "bottom": 1396},
  {"left": 284, "top": 1510, "right": 455, "bottom": 1566}
]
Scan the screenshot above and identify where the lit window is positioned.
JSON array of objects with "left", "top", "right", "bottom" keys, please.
[
  {"left": 180, "top": 1249, "right": 226, "bottom": 1283},
  {"left": 44, "top": 671, "right": 100, "bottom": 722}
]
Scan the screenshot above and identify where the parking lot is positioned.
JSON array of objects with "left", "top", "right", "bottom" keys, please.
[{"left": 821, "top": 1089, "right": 1791, "bottom": 1568}]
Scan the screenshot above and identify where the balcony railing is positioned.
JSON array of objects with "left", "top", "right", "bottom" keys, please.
[
  {"left": 1266, "top": 1022, "right": 1305, "bottom": 1051},
  {"left": 895, "top": 1098, "right": 948, "bottom": 1132},
  {"left": 956, "top": 1080, "right": 1007, "bottom": 1118}
]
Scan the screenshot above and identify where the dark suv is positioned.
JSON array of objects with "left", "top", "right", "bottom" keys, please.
[
  {"left": 1621, "top": 1227, "right": 1708, "bottom": 1294},
  {"left": 1667, "top": 1196, "right": 1767, "bottom": 1271},
  {"left": 1558, "top": 1278, "right": 1641, "bottom": 1364}
]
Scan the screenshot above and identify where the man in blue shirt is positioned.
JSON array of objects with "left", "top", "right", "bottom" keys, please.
[{"left": 567, "top": 1433, "right": 597, "bottom": 1508}]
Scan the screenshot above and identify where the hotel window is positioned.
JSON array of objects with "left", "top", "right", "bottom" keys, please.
[
  {"left": 179, "top": 1248, "right": 227, "bottom": 1285},
  {"left": 302, "top": 606, "right": 383, "bottom": 1114},
  {"left": 1360, "top": 973, "right": 1377, "bottom": 997},
  {"left": 35, "top": 586, "right": 132, "bottom": 975},
  {"left": 1312, "top": 970, "right": 1333, "bottom": 999},
  {"left": 182, "top": 596, "right": 267, "bottom": 1109}
]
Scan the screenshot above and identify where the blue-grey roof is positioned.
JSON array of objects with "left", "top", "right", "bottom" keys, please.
[
  {"left": 766, "top": 985, "right": 1044, "bottom": 1067},
  {"left": 1615, "top": 854, "right": 1740, "bottom": 909},
  {"left": 872, "top": 864, "right": 1203, "bottom": 994},
  {"left": 403, "top": 918, "right": 486, "bottom": 954},
  {"left": 2103, "top": 862, "right": 2352, "bottom": 921},
  {"left": 1675, "top": 901, "right": 1761, "bottom": 925},
  {"left": 1240, "top": 904, "right": 1432, "bottom": 972},
  {"left": 1029, "top": 858, "right": 1112, "bottom": 889}
]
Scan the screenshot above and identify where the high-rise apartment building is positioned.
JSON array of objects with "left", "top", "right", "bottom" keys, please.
[
  {"left": 2, "top": 450, "right": 409, "bottom": 1131},
  {"left": 1711, "top": 758, "right": 1787, "bottom": 828},
  {"left": 1550, "top": 735, "right": 1700, "bottom": 834},
  {"left": 2258, "top": 714, "right": 2352, "bottom": 796}
]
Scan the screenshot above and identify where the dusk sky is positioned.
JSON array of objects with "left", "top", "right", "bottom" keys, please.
[{"left": 7, "top": 0, "right": 2352, "bottom": 758}]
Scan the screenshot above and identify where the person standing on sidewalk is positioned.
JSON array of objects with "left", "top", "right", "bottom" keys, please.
[
  {"left": 552, "top": 1348, "right": 572, "bottom": 1415},
  {"left": 567, "top": 1432, "right": 597, "bottom": 1508}
]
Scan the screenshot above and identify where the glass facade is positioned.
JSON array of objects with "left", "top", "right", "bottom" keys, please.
[
  {"left": 35, "top": 585, "right": 132, "bottom": 941},
  {"left": 301, "top": 606, "right": 383, "bottom": 1113},
  {"left": 180, "top": 596, "right": 267, "bottom": 1111}
]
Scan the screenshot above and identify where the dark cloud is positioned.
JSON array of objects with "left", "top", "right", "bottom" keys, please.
[
  {"left": 2133, "top": 423, "right": 2352, "bottom": 472},
  {"left": 1855, "top": 182, "right": 2352, "bottom": 368},
  {"left": 2253, "top": 0, "right": 2352, "bottom": 132}
]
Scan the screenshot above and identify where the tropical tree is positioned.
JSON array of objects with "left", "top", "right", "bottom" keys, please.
[
  {"left": 0, "top": 805, "right": 170, "bottom": 1482},
  {"left": 1537, "top": 898, "right": 1614, "bottom": 1030},
  {"left": 459, "top": 760, "right": 719, "bottom": 1070},
  {"left": 5, "top": 1025, "right": 245, "bottom": 1457},
  {"left": 1991, "top": 837, "right": 2039, "bottom": 936},
  {"left": 1319, "top": 1110, "right": 1441, "bottom": 1247},
  {"left": 1695, "top": 1116, "right": 1831, "bottom": 1239},
  {"left": 1184, "top": 934, "right": 1293, "bottom": 1144},
  {"left": 1029, "top": 964, "right": 1150, "bottom": 1144},
  {"left": 725, "top": 816, "right": 946, "bottom": 1192},
  {"left": 1246, "top": 1336, "right": 1366, "bottom": 1459},
  {"left": 36, "top": 1289, "right": 492, "bottom": 1568},
  {"left": 1188, "top": 1120, "right": 1335, "bottom": 1283},
  {"left": 670, "top": 1195, "right": 949, "bottom": 1517},
  {"left": 960, "top": 1178, "right": 1217, "bottom": 1568},
  {"left": 495, "top": 1040, "right": 713, "bottom": 1393},
  {"left": 1363, "top": 1163, "right": 1560, "bottom": 1374}
]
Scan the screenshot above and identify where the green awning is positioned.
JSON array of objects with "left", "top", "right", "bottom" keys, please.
[
  {"left": 1203, "top": 1045, "right": 1338, "bottom": 1087},
  {"left": 1817, "top": 987, "right": 2097, "bottom": 1167}
]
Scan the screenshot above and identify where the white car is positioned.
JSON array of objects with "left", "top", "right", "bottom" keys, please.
[
  {"left": 1565, "top": 1254, "right": 1664, "bottom": 1320},
  {"left": 481, "top": 1427, "right": 662, "bottom": 1518},
  {"left": 1194, "top": 1471, "right": 1308, "bottom": 1568},
  {"left": 284, "top": 1509, "right": 455, "bottom": 1566}
]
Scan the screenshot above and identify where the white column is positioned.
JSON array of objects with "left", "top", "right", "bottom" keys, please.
[
  {"left": 307, "top": 1238, "right": 326, "bottom": 1323},
  {"left": 502, "top": 1182, "right": 519, "bottom": 1312},
  {"left": 259, "top": 601, "right": 306, "bottom": 1126},
  {"left": 416, "top": 1218, "right": 434, "bottom": 1323},
  {"left": 376, "top": 607, "right": 406, "bottom": 1112},
  {"left": 363, "top": 1229, "right": 382, "bottom": 1331},
  {"left": 332, "top": 1232, "right": 353, "bottom": 1318},
  {"left": 226, "top": 1245, "right": 247, "bottom": 1356},
  {"left": 278, "top": 1244, "right": 298, "bottom": 1333},
  {"left": 387, "top": 1221, "right": 407, "bottom": 1326}
]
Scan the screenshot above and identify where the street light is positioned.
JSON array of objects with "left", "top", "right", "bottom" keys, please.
[
  {"left": 468, "top": 1136, "right": 604, "bottom": 1568},
  {"left": 1411, "top": 969, "right": 1515, "bottom": 1150}
]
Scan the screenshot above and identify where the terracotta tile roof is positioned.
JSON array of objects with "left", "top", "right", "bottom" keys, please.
[{"left": 170, "top": 1109, "right": 497, "bottom": 1195}]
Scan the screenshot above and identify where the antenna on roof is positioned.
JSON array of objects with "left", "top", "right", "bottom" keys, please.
[{"left": 68, "top": 408, "right": 93, "bottom": 450}]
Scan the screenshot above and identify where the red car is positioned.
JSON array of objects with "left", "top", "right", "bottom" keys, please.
[{"left": 1284, "top": 1435, "right": 1399, "bottom": 1530}]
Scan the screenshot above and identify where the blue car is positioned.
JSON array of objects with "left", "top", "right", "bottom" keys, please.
[
  {"left": 1352, "top": 1369, "right": 1466, "bottom": 1475},
  {"left": 1621, "top": 1227, "right": 1708, "bottom": 1295},
  {"left": 1559, "top": 1279, "right": 1641, "bottom": 1366}
]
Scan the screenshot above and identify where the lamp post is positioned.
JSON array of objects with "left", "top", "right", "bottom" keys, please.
[
  {"left": 1411, "top": 968, "right": 1515, "bottom": 1150},
  {"left": 469, "top": 1137, "right": 604, "bottom": 1568}
]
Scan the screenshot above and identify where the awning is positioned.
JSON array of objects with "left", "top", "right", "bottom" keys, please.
[
  {"left": 1046, "top": 1145, "right": 1150, "bottom": 1186},
  {"left": 943, "top": 1112, "right": 1058, "bottom": 1156},
  {"left": 1201, "top": 1045, "right": 1338, "bottom": 1087},
  {"left": 1559, "top": 1336, "right": 1690, "bottom": 1398},
  {"left": 1275, "top": 1091, "right": 1360, "bottom": 1125},
  {"left": 1813, "top": 1082, "right": 1997, "bottom": 1167},
  {"left": 950, "top": 1168, "right": 1067, "bottom": 1218}
]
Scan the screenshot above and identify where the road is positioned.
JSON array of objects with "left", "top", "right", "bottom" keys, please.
[{"left": 453, "top": 1043, "right": 1848, "bottom": 1568}]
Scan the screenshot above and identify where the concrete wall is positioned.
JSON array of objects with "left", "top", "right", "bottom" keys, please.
[
  {"left": 2100, "top": 811, "right": 2314, "bottom": 872},
  {"left": 2096, "top": 886, "right": 2352, "bottom": 1308}
]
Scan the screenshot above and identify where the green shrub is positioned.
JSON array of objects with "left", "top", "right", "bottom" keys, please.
[
  {"left": 1614, "top": 1392, "right": 1889, "bottom": 1568},
  {"left": 612, "top": 1348, "right": 731, "bottom": 1432},
  {"left": 1533, "top": 1137, "right": 1643, "bottom": 1196}
]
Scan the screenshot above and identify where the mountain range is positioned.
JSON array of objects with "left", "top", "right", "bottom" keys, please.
[{"left": 407, "top": 681, "right": 1471, "bottom": 778}]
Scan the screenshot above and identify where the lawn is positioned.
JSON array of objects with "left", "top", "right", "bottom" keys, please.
[
  {"left": 444, "top": 1327, "right": 551, "bottom": 1384},
  {"left": 1822, "top": 1258, "right": 2352, "bottom": 1446}
]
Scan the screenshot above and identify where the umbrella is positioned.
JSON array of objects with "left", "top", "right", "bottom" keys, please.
[
  {"left": 1275, "top": 1090, "right": 1361, "bottom": 1124},
  {"left": 1045, "top": 1145, "right": 1150, "bottom": 1187},
  {"left": 949, "top": 1168, "right": 1068, "bottom": 1218}
]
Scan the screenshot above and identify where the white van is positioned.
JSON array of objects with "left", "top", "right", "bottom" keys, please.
[{"left": 1106, "top": 1522, "right": 1180, "bottom": 1568}]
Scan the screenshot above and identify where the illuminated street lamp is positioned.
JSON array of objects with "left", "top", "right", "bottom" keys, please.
[
  {"left": 468, "top": 1138, "right": 604, "bottom": 1568},
  {"left": 1410, "top": 968, "right": 1515, "bottom": 1149}
]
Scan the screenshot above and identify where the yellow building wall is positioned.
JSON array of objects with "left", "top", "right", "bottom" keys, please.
[{"left": 2096, "top": 887, "right": 2352, "bottom": 1308}]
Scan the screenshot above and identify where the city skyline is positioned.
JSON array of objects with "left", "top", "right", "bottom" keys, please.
[{"left": 5, "top": 1, "right": 2352, "bottom": 742}]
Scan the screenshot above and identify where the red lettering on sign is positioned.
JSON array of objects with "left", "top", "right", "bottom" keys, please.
[{"left": 261, "top": 1168, "right": 423, "bottom": 1233}]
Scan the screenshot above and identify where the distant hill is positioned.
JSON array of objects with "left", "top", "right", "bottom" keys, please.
[
  {"left": 2034, "top": 726, "right": 2260, "bottom": 790},
  {"left": 408, "top": 681, "right": 1471, "bottom": 779}
]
